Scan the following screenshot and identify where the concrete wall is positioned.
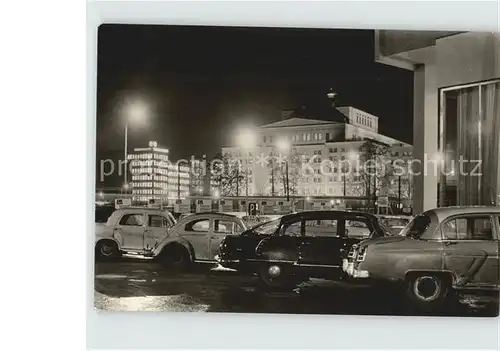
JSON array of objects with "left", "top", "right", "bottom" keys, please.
[
  {"left": 378, "top": 30, "right": 460, "bottom": 57},
  {"left": 412, "top": 64, "right": 439, "bottom": 213},
  {"left": 436, "top": 32, "right": 500, "bottom": 88}
]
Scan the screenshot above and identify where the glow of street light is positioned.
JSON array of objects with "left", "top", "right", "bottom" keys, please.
[
  {"left": 306, "top": 196, "right": 311, "bottom": 202},
  {"left": 276, "top": 138, "right": 291, "bottom": 152},
  {"left": 123, "top": 183, "right": 129, "bottom": 190},
  {"left": 98, "top": 191, "right": 104, "bottom": 198},
  {"left": 124, "top": 97, "right": 150, "bottom": 125},
  {"left": 348, "top": 151, "right": 358, "bottom": 160},
  {"left": 236, "top": 128, "right": 257, "bottom": 149}
]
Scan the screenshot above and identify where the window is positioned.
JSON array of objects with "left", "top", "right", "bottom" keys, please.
[
  {"left": 119, "top": 214, "right": 144, "bottom": 226},
  {"left": 307, "top": 133, "right": 311, "bottom": 141},
  {"left": 341, "top": 148, "right": 346, "bottom": 152},
  {"left": 185, "top": 219, "right": 210, "bottom": 232},
  {"left": 303, "top": 133, "right": 307, "bottom": 141},
  {"left": 329, "top": 148, "right": 333, "bottom": 153},
  {"left": 304, "top": 219, "right": 339, "bottom": 237},
  {"left": 314, "top": 133, "right": 318, "bottom": 140},
  {"left": 333, "top": 148, "right": 338, "bottom": 153},
  {"left": 283, "top": 220, "right": 302, "bottom": 237},
  {"left": 442, "top": 216, "right": 493, "bottom": 240},
  {"left": 326, "top": 133, "right": 330, "bottom": 140},
  {"left": 345, "top": 219, "right": 372, "bottom": 239},
  {"left": 148, "top": 215, "right": 169, "bottom": 228},
  {"left": 214, "top": 220, "right": 236, "bottom": 234}
]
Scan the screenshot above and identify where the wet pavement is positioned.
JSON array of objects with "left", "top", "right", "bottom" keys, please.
[{"left": 94, "top": 259, "right": 499, "bottom": 316}]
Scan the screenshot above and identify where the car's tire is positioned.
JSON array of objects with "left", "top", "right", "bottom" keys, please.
[
  {"left": 159, "top": 244, "right": 191, "bottom": 272},
  {"left": 406, "top": 273, "right": 450, "bottom": 312},
  {"left": 95, "top": 240, "right": 120, "bottom": 261}
]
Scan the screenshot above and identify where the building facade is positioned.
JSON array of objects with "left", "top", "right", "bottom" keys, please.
[
  {"left": 375, "top": 31, "right": 500, "bottom": 212},
  {"left": 128, "top": 141, "right": 191, "bottom": 202},
  {"left": 221, "top": 106, "right": 413, "bottom": 204}
]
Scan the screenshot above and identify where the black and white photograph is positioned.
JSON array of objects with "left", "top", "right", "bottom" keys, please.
[{"left": 94, "top": 24, "right": 500, "bottom": 317}]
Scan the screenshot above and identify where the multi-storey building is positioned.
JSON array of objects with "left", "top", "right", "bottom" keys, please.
[
  {"left": 128, "top": 141, "right": 190, "bottom": 202},
  {"left": 221, "top": 106, "right": 413, "bottom": 201}
]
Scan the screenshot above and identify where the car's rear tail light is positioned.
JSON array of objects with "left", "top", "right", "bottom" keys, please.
[
  {"left": 356, "top": 247, "right": 367, "bottom": 262},
  {"left": 347, "top": 245, "right": 357, "bottom": 259}
]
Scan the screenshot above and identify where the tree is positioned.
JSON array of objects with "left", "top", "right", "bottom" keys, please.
[
  {"left": 357, "top": 139, "right": 394, "bottom": 202},
  {"left": 211, "top": 154, "right": 246, "bottom": 197}
]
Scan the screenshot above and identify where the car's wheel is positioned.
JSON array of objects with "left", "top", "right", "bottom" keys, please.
[
  {"left": 258, "top": 263, "right": 294, "bottom": 290},
  {"left": 406, "top": 273, "right": 450, "bottom": 311},
  {"left": 159, "top": 244, "right": 191, "bottom": 272},
  {"left": 95, "top": 240, "right": 120, "bottom": 261}
]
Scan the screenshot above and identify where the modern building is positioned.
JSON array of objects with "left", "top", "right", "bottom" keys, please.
[
  {"left": 222, "top": 106, "right": 413, "bottom": 203},
  {"left": 375, "top": 31, "right": 500, "bottom": 212},
  {"left": 128, "top": 141, "right": 191, "bottom": 202}
]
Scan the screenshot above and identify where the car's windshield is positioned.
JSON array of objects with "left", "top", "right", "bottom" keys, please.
[
  {"left": 251, "top": 219, "right": 280, "bottom": 235},
  {"left": 401, "top": 214, "right": 431, "bottom": 238},
  {"left": 379, "top": 222, "right": 395, "bottom": 236}
]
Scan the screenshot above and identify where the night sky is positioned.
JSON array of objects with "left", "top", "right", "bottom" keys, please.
[{"left": 96, "top": 24, "right": 413, "bottom": 186}]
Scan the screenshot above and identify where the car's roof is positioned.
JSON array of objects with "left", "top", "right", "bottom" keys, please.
[
  {"left": 114, "top": 207, "right": 172, "bottom": 213},
  {"left": 179, "top": 212, "right": 241, "bottom": 219},
  {"left": 279, "top": 210, "right": 378, "bottom": 222},
  {"left": 425, "top": 206, "right": 500, "bottom": 221}
]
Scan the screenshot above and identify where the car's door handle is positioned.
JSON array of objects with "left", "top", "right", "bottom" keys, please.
[{"left": 444, "top": 241, "right": 457, "bottom": 246}]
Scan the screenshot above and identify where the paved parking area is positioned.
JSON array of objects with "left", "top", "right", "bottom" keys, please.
[{"left": 94, "top": 260, "right": 498, "bottom": 316}]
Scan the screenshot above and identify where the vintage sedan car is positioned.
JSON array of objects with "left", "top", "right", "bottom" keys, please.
[
  {"left": 152, "top": 212, "right": 247, "bottom": 269},
  {"left": 219, "top": 210, "right": 391, "bottom": 288},
  {"left": 344, "top": 206, "right": 500, "bottom": 309},
  {"left": 95, "top": 207, "right": 177, "bottom": 260}
]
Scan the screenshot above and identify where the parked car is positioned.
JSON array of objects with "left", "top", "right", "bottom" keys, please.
[
  {"left": 344, "top": 206, "right": 500, "bottom": 309},
  {"left": 95, "top": 207, "right": 177, "bottom": 260},
  {"left": 218, "top": 210, "right": 391, "bottom": 288},
  {"left": 376, "top": 214, "right": 413, "bottom": 235},
  {"left": 152, "top": 212, "right": 247, "bottom": 269}
]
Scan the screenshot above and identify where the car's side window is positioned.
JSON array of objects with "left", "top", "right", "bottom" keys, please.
[
  {"left": 443, "top": 216, "right": 493, "bottom": 241},
  {"left": 149, "top": 215, "right": 168, "bottom": 228},
  {"left": 234, "top": 223, "right": 244, "bottom": 234},
  {"left": 214, "top": 220, "right": 236, "bottom": 234},
  {"left": 304, "top": 219, "right": 339, "bottom": 237},
  {"left": 282, "top": 220, "right": 302, "bottom": 237},
  {"left": 345, "top": 218, "right": 372, "bottom": 239},
  {"left": 119, "top": 214, "right": 144, "bottom": 226},
  {"left": 185, "top": 219, "right": 210, "bottom": 233}
]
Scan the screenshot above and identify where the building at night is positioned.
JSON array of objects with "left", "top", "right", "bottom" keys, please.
[
  {"left": 128, "top": 141, "right": 191, "bottom": 202},
  {"left": 222, "top": 106, "right": 413, "bottom": 203},
  {"left": 374, "top": 31, "right": 500, "bottom": 212}
]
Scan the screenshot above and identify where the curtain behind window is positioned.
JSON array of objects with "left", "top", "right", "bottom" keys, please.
[
  {"left": 455, "top": 81, "right": 500, "bottom": 206},
  {"left": 481, "top": 82, "right": 500, "bottom": 205},
  {"left": 456, "top": 87, "right": 481, "bottom": 205}
]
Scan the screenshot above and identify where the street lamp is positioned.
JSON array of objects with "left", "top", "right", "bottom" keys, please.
[
  {"left": 236, "top": 127, "right": 256, "bottom": 198},
  {"left": 276, "top": 138, "right": 291, "bottom": 201},
  {"left": 123, "top": 97, "right": 150, "bottom": 186}
]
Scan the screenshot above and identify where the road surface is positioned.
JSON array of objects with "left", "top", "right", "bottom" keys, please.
[{"left": 94, "top": 259, "right": 498, "bottom": 316}]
